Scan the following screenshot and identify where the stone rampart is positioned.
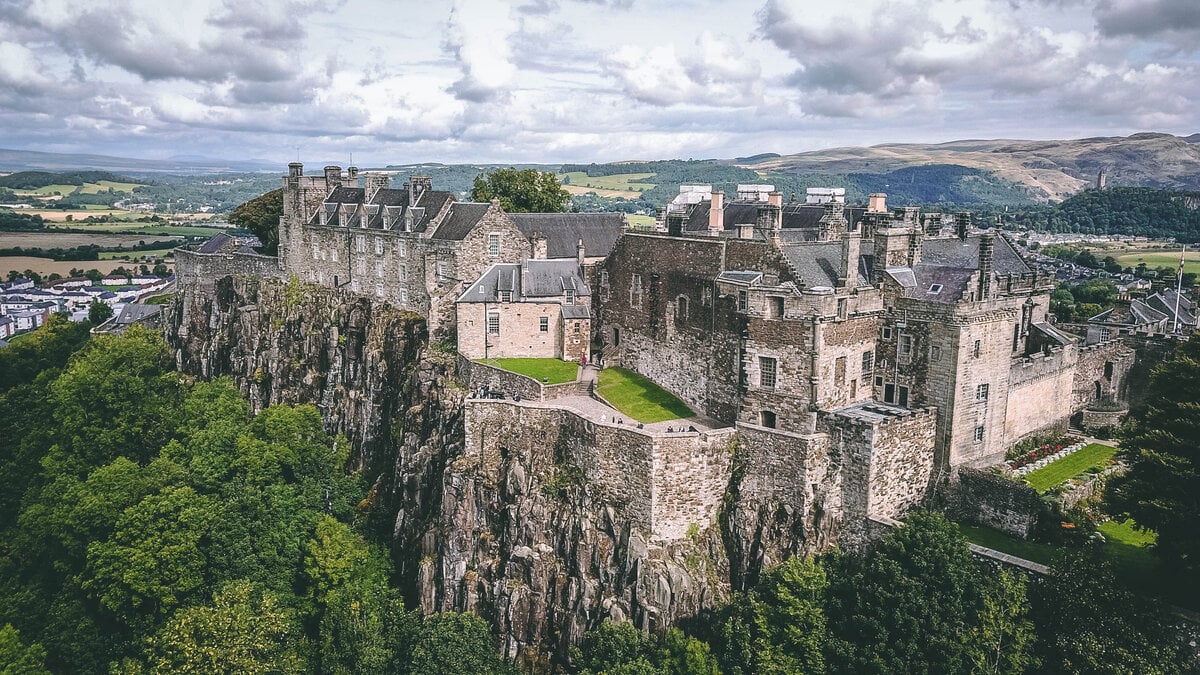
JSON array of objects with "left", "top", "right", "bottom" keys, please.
[
  {"left": 457, "top": 354, "right": 547, "bottom": 401},
  {"left": 1072, "top": 340, "right": 1135, "bottom": 411},
  {"left": 952, "top": 467, "right": 1042, "bottom": 538},
  {"left": 175, "top": 248, "right": 282, "bottom": 286},
  {"left": 462, "top": 399, "right": 733, "bottom": 541}
]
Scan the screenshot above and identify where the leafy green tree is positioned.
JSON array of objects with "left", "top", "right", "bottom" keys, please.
[
  {"left": 576, "top": 621, "right": 718, "bottom": 675},
  {"left": 967, "top": 568, "right": 1037, "bottom": 674},
  {"left": 470, "top": 168, "right": 570, "bottom": 213},
  {"left": 87, "top": 299, "right": 113, "bottom": 325},
  {"left": 0, "top": 623, "right": 50, "bottom": 675},
  {"left": 410, "top": 612, "right": 514, "bottom": 675},
  {"left": 229, "top": 188, "right": 283, "bottom": 255},
  {"left": 0, "top": 313, "right": 90, "bottom": 393},
  {"left": 1108, "top": 334, "right": 1200, "bottom": 578},
  {"left": 317, "top": 584, "right": 418, "bottom": 674},
  {"left": 824, "top": 512, "right": 986, "bottom": 674},
  {"left": 140, "top": 580, "right": 304, "bottom": 674},
  {"left": 1031, "top": 547, "right": 1189, "bottom": 674}
]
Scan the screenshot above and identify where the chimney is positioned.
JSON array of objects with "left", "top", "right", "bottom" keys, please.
[
  {"left": 708, "top": 191, "right": 725, "bottom": 236},
  {"left": 366, "top": 173, "right": 390, "bottom": 201},
  {"left": 324, "top": 165, "right": 342, "bottom": 190},
  {"left": 978, "top": 233, "right": 994, "bottom": 300},
  {"left": 576, "top": 238, "right": 586, "bottom": 267},
  {"left": 347, "top": 166, "right": 359, "bottom": 182},
  {"left": 839, "top": 231, "right": 861, "bottom": 288},
  {"left": 530, "top": 232, "right": 547, "bottom": 260},
  {"left": 288, "top": 162, "right": 303, "bottom": 178},
  {"left": 956, "top": 212, "right": 971, "bottom": 240},
  {"left": 819, "top": 201, "right": 847, "bottom": 240},
  {"left": 667, "top": 210, "right": 686, "bottom": 237},
  {"left": 868, "top": 193, "right": 887, "bottom": 213},
  {"left": 411, "top": 175, "right": 433, "bottom": 203}
]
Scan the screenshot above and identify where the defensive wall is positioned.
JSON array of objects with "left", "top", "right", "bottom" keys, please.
[
  {"left": 174, "top": 248, "right": 282, "bottom": 286},
  {"left": 463, "top": 399, "right": 735, "bottom": 542},
  {"left": 456, "top": 354, "right": 580, "bottom": 402}
]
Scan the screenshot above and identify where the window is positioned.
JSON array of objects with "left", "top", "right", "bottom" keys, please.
[
  {"left": 738, "top": 290, "right": 748, "bottom": 312},
  {"left": 759, "top": 356, "right": 777, "bottom": 388},
  {"left": 376, "top": 282, "right": 384, "bottom": 297},
  {"left": 862, "top": 351, "right": 874, "bottom": 376},
  {"left": 702, "top": 287, "right": 712, "bottom": 306},
  {"left": 927, "top": 284, "right": 943, "bottom": 294},
  {"left": 931, "top": 345, "right": 941, "bottom": 362},
  {"left": 974, "top": 425, "right": 985, "bottom": 443},
  {"left": 630, "top": 274, "right": 643, "bottom": 308},
  {"left": 600, "top": 270, "right": 609, "bottom": 287},
  {"left": 399, "top": 265, "right": 407, "bottom": 281},
  {"left": 1099, "top": 327, "right": 1111, "bottom": 342},
  {"left": 312, "top": 243, "right": 320, "bottom": 259},
  {"left": 356, "top": 258, "right": 365, "bottom": 275},
  {"left": 331, "top": 249, "right": 338, "bottom": 263},
  {"left": 759, "top": 410, "right": 777, "bottom": 429},
  {"left": 398, "top": 240, "right": 407, "bottom": 257},
  {"left": 1104, "top": 361, "right": 1114, "bottom": 379},
  {"left": 676, "top": 296, "right": 688, "bottom": 322},
  {"left": 882, "top": 326, "right": 893, "bottom": 340},
  {"left": 566, "top": 289, "right": 576, "bottom": 305},
  {"left": 437, "top": 261, "right": 448, "bottom": 281},
  {"left": 375, "top": 261, "right": 384, "bottom": 278},
  {"left": 899, "top": 334, "right": 912, "bottom": 358},
  {"left": 356, "top": 234, "right": 365, "bottom": 253},
  {"left": 769, "top": 296, "right": 784, "bottom": 318},
  {"left": 898, "top": 385, "right": 909, "bottom": 407},
  {"left": 973, "top": 339, "right": 981, "bottom": 357},
  {"left": 487, "top": 311, "right": 500, "bottom": 335},
  {"left": 573, "top": 322, "right": 581, "bottom": 334},
  {"left": 884, "top": 382, "right": 895, "bottom": 403},
  {"left": 352, "top": 279, "right": 360, "bottom": 293},
  {"left": 976, "top": 383, "right": 989, "bottom": 401},
  {"left": 539, "top": 317, "right": 549, "bottom": 332},
  {"left": 875, "top": 376, "right": 883, "bottom": 387},
  {"left": 499, "top": 290, "right": 512, "bottom": 302},
  {"left": 1013, "top": 323, "right": 1021, "bottom": 351},
  {"left": 837, "top": 298, "right": 847, "bottom": 319},
  {"left": 487, "top": 232, "right": 501, "bottom": 257},
  {"left": 375, "top": 237, "right": 383, "bottom": 255},
  {"left": 399, "top": 288, "right": 408, "bottom": 306},
  {"left": 835, "top": 356, "right": 846, "bottom": 388}
]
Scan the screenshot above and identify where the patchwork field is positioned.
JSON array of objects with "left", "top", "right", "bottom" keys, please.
[
  {"left": 560, "top": 171, "right": 656, "bottom": 199},
  {"left": 1111, "top": 249, "right": 1200, "bottom": 275},
  {"left": 0, "top": 256, "right": 174, "bottom": 277},
  {"left": 14, "top": 180, "right": 144, "bottom": 197},
  {"left": 0, "top": 232, "right": 182, "bottom": 249}
]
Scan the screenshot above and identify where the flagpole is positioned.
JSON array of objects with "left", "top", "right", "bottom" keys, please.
[{"left": 1173, "top": 245, "right": 1185, "bottom": 334}]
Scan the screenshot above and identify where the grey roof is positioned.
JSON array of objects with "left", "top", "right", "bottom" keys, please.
[
  {"left": 717, "top": 271, "right": 763, "bottom": 285},
  {"left": 1146, "top": 289, "right": 1195, "bottom": 326},
  {"left": 431, "top": 202, "right": 491, "bottom": 241},
  {"left": 781, "top": 242, "right": 867, "bottom": 288},
  {"left": 1090, "top": 299, "right": 1166, "bottom": 326},
  {"left": 1030, "top": 321, "right": 1073, "bottom": 346},
  {"left": 921, "top": 235, "right": 1030, "bottom": 276},
  {"left": 327, "top": 186, "right": 365, "bottom": 204},
  {"left": 830, "top": 400, "right": 919, "bottom": 421},
  {"left": 458, "top": 259, "right": 589, "bottom": 303},
  {"left": 115, "top": 303, "right": 162, "bottom": 325},
  {"left": 561, "top": 305, "right": 591, "bottom": 319},
  {"left": 886, "top": 267, "right": 917, "bottom": 289},
  {"left": 196, "top": 233, "right": 233, "bottom": 254},
  {"left": 510, "top": 212, "right": 624, "bottom": 258},
  {"left": 682, "top": 200, "right": 865, "bottom": 233},
  {"left": 911, "top": 266, "right": 977, "bottom": 303}
]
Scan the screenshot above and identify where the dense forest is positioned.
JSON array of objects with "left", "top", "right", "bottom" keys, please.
[
  {"left": 1, "top": 317, "right": 1196, "bottom": 673},
  {"left": 1007, "top": 187, "right": 1200, "bottom": 242}
]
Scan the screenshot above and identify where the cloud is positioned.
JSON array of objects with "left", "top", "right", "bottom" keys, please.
[
  {"left": 444, "top": 0, "right": 518, "bottom": 102},
  {"left": 1093, "top": 0, "right": 1200, "bottom": 40},
  {"left": 604, "top": 32, "right": 763, "bottom": 107}
]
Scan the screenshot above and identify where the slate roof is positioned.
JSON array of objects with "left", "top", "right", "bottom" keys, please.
[
  {"left": 921, "top": 235, "right": 1030, "bottom": 276},
  {"left": 1145, "top": 289, "right": 1196, "bottom": 327},
  {"left": 911, "top": 267, "right": 977, "bottom": 302},
  {"left": 196, "top": 233, "right": 233, "bottom": 254},
  {"left": 561, "top": 305, "right": 591, "bottom": 319},
  {"left": 114, "top": 303, "right": 162, "bottom": 325},
  {"left": 510, "top": 212, "right": 624, "bottom": 258},
  {"left": 458, "top": 260, "right": 589, "bottom": 303},
  {"left": 1030, "top": 321, "right": 1074, "bottom": 347},
  {"left": 327, "top": 187, "right": 365, "bottom": 204},
  {"left": 717, "top": 271, "right": 763, "bottom": 285},
  {"left": 781, "top": 242, "right": 869, "bottom": 288},
  {"left": 432, "top": 202, "right": 492, "bottom": 241},
  {"left": 682, "top": 200, "right": 866, "bottom": 233},
  {"left": 1089, "top": 299, "right": 1166, "bottom": 326}
]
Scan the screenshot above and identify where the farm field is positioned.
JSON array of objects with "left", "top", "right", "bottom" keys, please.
[
  {"left": 626, "top": 214, "right": 656, "bottom": 228},
  {"left": 8, "top": 208, "right": 131, "bottom": 221},
  {"left": 48, "top": 222, "right": 226, "bottom": 236},
  {"left": 99, "top": 247, "right": 175, "bottom": 260},
  {"left": 1111, "top": 249, "right": 1200, "bottom": 275},
  {"left": 560, "top": 171, "right": 655, "bottom": 199},
  {"left": 0, "top": 256, "right": 174, "bottom": 277},
  {"left": 0, "top": 232, "right": 182, "bottom": 249},
  {"left": 14, "top": 180, "right": 143, "bottom": 196}
]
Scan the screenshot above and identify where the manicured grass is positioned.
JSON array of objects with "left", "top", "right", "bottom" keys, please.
[
  {"left": 479, "top": 358, "right": 578, "bottom": 385},
  {"left": 1023, "top": 443, "right": 1117, "bottom": 493},
  {"left": 626, "top": 214, "right": 656, "bottom": 229},
  {"left": 77, "top": 180, "right": 143, "bottom": 194},
  {"left": 1113, "top": 249, "right": 1200, "bottom": 275},
  {"left": 144, "top": 294, "right": 175, "bottom": 305},
  {"left": 560, "top": 171, "right": 656, "bottom": 191},
  {"left": 595, "top": 367, "right": 693, "bottom": 424},
  {"left": 958, "top": 523, "right": 1059, "bottom": 565}
]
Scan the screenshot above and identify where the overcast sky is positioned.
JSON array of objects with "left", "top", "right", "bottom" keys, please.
[{"left": 1, "top": 0, "right": 1197, "bottom": 165}]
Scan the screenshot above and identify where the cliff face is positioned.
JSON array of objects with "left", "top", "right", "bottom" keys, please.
[{"left": 166, "top": 276, "right": 747, "bottom": 666}]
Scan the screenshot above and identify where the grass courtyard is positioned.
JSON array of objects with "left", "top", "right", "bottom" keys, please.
[
  {"left": 1023, "top": 443, "right": 1118, "bottom": 492},
  {"left": 595, "top": 367, "right": 693, "bottom": 424},
  {"left": 478, "top": 358, "right": 579, "bottom": 385}
]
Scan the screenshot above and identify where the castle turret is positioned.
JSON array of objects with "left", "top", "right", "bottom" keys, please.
[{"left": 867, "top": 192, "right": 887, "bottom": 214}]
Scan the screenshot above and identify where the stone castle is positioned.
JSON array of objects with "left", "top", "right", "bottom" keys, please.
[{"left": 176, "top": 168, "right": 1134, "bottom": 549}]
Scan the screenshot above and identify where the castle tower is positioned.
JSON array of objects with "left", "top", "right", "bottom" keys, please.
[{"left": 1097, "top": 168, "right": 1107, "bottom": 190}]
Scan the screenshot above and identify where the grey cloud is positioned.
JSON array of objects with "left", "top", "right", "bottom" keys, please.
[{"left": 1094, "top": 0, "right": 1200, "bottom": 39}]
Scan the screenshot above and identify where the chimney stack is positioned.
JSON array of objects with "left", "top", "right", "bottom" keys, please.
[
  {"left": 324, "top": 165, "right": 342, "bottom": 190},
  {"left": 347, "top": 166, "right": 359, "bottom": 182},
  {"left": 978, "top": 233, "right": 994, "bottom": 300},
  {"left": 868, "top": 193, "right": 887, "bottom": 213},
  {"left": 530, "top": 233, "right": 547, "bottom": 260},
  {"left": 288, "top": 162, "right": 303, "bottom": 178},
  {"left": 708, "top": 191, "right": 725, "bottom": 236},
  {"left": 839, "top": 231, "right": 861, "bottom": 288},
  {"left": 576, "top": 238, "right": 586, "bottom": 267},
  {"left": 956, "top": 212, "right": 972, "bottom": 240},
  {"left": 366, "top": 174, "right": 390, "bottom": 201}
]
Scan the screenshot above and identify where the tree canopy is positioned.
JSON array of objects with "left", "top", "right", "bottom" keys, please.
[
  {"left": 229, "top": 188, "right": 283, "bottom": 255},
  {"left": 470, "top": 168, "right": 571, "bottom": 213}
]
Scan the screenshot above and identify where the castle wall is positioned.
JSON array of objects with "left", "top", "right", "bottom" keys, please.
[
  {"left": 457, "top": 301, "right": 566, "bottom": 360},
  {"left": 863, "top": 408, "right": 938, "bottom": 520},
  {"left": 651, "top": 430, "right": 735, "bottom": 541},
  {"left": 1004, "top": 348, "right": 1076, "bottom": 443},
  {"left": 174, "top": 248, "right": 282, "bottom": 286},
  {"left": 1072, "top": 340, "right": 1135, "bottom": 411},
  {"left": 952, "top": 467, "right": 1042, "bottom": 538}
]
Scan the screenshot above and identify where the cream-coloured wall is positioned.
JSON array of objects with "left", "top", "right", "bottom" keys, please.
[{"left": 457, "top": 301, "right": 564, "bottom": 359}]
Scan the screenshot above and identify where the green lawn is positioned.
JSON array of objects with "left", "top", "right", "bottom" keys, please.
[
  {"left": 560, "top": 171, "right": 656, "bottom": 192},
  {"left": 595, "top": 367, "right": 693, "bottom": 424},
  {"left": 479, "top": 358, "right": 578, "bottom": 385},
  {"left": 78, "top": 180, "right": 143, "bottom": 194},
  {"left": 1113, "top": 249, "right": 1200, "bottom": 275},
  {"left": 626, "top": 214, "right": 656, "bottom": 229},
  {"left": 958, "top": 523, "right": 1059, "bottom": 565},
  {"left": 1023, "top": 443, "right": 1117, "bottom": 492},
  {"left": 143, "top": 294, "right": 175, "bottom": 305}
]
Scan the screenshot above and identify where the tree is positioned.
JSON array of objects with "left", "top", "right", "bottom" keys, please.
[
  {"left": 0, "top": 623, "right": 50, "bottom": 675},
  {"left": 229, "top": 188, "right": 283, "bottom": 255},
  {"left": 470, "top": 168, "right": 570, "bottom": 213},
  {"left": 967, "top": 568, "right": 1037, "bottom": 674},
  {"left": 140, "top": 580, "right": 303, "bottom": 674},
  {"left": 1107, "top": 334, "right": 1200, "bottom": 579},
  {"left": 88, "top": 299, "right": 114, "bottom": 325},
  {"left": 409, "top": 612, "right": 514, "bottom": 675},
  {"left": 85, "top": 269, "right": 102, "bottom": 284},
  {"left": 575, "top": 621, "right": 719, "bottom": 675},
  {"left": 1032, "top": 547, "right": 1189, "bottom": 674}
]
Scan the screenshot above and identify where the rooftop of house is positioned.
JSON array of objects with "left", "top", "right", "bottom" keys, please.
[
  {"left": 1089, "top": 299, "right": 1167, "bottom": 326},
  {"left": 1146, "top": 289, "right": 1196, "bottom": 326},
  {"left": 510, "top": 212, "right": 625, "bottom": 258},
  {"left": 458, "top": 259, "right": 590, "bottom": 304},
  {"left": 681, "top": 199, "right": 867, "bottom": 234}
]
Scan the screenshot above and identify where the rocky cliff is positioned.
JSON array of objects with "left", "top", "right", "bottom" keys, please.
[{"left": 166, "top": 276, "right": 785, "bottom": 667}]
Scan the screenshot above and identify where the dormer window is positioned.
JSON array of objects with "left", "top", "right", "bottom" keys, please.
[
  {"left": 499, "top": 290, "right": 512, "bottom": 303},
  {"left": 565, "top": 289, "right": 576, "bottom": 304}
]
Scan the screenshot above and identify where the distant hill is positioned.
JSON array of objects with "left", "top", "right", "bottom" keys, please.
[
  {"left": 0, "top": 148, "right": 278, "bottom": 175},
  {"left": 0, "top": 170, "right": 136, "bottom": 189},
  {"left": 742, "top": 132, "right": 1200, "bottom": 203},
  {"left": 1009, "top": 186, "right": 1200, "bottom": 242}
]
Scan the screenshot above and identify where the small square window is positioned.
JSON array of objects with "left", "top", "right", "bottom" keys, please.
[
  {"left": 974, "top": 425, "right": 985, "bottom": 443},
  {"left": 976, "top": 383, "right": 989, "bottom": 400},
  {"left": 927, "top": 284, "right": 943, "bottom": 294},
  {"left": 539, "top": 317, "right": 548, "bottom": 332},
  {"left": 875, "top": 376, "right": 883, "bottom": 387},
  {"left": 882, "top": 326, "right": 893, "bottom": 340},
  {"left": 931, "top": 346, "right": 941, "bottom": 362}
]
